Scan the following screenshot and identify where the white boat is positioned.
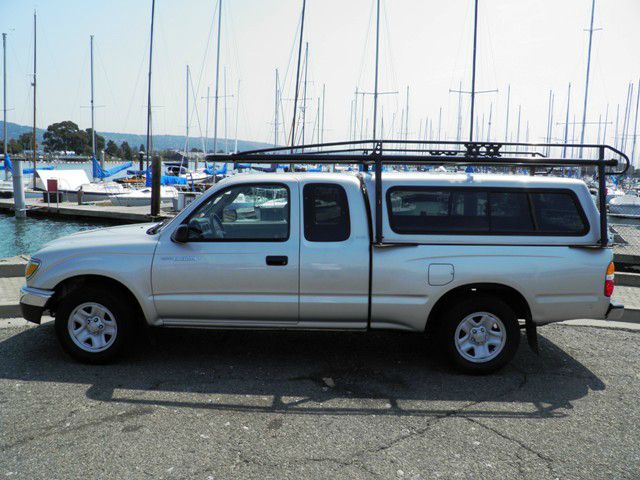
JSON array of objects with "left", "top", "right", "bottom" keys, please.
[
  {"left": 164, "top": 164, "right": 212, "bottom": 184},
  {"left": 77, "top": 182, "right": 129, "bottom": 202},
  {"left": 608, "top": 194, "right": 640, "bottom": 218},
  {"left": 0, "top": 179, "right": 41, "bottom": 199},
  {"left": 180, "top": 170, "right": 212, "bottom": 185},
  {"left": 605, "top": 187, "right": 625, "bottom": 205},
  {"left": 110, "top": 186, "right": 179, "bottom": 207},
  {"left": 35, "top": 169, "right": 130, "bottom": 202}
]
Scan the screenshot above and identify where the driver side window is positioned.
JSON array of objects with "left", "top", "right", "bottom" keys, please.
[{"left": 186, "top": 184, "right": 290, "bottom": 241}]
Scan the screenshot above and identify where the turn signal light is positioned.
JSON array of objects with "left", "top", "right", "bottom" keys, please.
[
  {"left": 25, "top": 259, "right": 41, "bottom": 279},
  {"left": 604, "top": 262, "right": 615, "bottom": 297}
]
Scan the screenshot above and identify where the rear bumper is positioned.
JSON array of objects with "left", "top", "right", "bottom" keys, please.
[
  {"left": 19, "top": 285, "right": 54, "bottom": 325},
  {"left": 605, "top": 301, "right": 624, "bottom": 321}
]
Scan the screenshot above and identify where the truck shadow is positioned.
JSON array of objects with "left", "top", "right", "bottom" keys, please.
[{"left": 0, "top": 323, "right": 604, "bottom": 420}]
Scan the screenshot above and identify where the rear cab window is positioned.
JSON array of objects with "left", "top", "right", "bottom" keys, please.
[
  {"left": 387, "top": 187, "right": 588, "bottom": 236},
  {"left": 303, "top": 183, "right": 351, "bottom": 242}
]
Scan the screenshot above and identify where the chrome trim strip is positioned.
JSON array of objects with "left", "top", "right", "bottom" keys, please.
[{"left": 20, "top": 285, "right": 54, "bottom": 308}]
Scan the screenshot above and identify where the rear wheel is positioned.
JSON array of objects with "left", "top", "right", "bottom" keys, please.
[
  {"left": 439, "top": 296, "right": 520, "bottom": 374},
  {"left": 55, "top": 287, "right": 133, "bottom": 363}
]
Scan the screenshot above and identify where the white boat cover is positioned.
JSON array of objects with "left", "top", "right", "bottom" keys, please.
[{"left": 35, "top": 169, "right": 91, "bottom": 192}]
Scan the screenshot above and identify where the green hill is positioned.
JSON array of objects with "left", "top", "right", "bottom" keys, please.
[{"left": 0, "top": 121, "right": 272, "bottom": 152}]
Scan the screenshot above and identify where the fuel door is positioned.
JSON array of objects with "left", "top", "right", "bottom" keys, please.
[{"left": 428, "top": 263, "right": 454, "bottom": 286}]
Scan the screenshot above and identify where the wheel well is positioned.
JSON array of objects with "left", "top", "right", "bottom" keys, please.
[
  {"left": 426, "top": 283, "right": 531, "bottom": 334},
  {"left": 48, "top": 275, "right": 147, "bottom": 328}
]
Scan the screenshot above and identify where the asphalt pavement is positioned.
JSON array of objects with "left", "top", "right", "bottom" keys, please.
[{"left": 1, "top": 322, "right": 639, "bottom": 479}]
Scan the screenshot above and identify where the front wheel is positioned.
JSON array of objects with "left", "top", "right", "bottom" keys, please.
[
  {"left": 439, "top": 296, "right": 520, "bottom": 374},
  {"left": 55, "top": 287, "right": 133, "bottom": 364}
]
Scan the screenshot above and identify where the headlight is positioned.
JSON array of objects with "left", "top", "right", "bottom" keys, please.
[{"left": 25, "top": 258, "right": 41, "bottom": 279}]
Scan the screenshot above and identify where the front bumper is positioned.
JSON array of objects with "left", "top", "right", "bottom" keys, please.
[
  {"left": 19, "top": 285, "right": 54, "bottom": 324},
  {"left": 605, "top": 301, "right": 624, "bottom": 321}
]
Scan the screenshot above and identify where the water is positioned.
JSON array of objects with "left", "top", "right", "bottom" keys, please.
[{"left": 0, "top": 213, "right": 113, "bottom": 257}]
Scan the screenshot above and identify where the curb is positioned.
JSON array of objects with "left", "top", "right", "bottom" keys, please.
[
  {"left": 0, "top": 303, "right": 22, "bottom": 319},
  {"left": 0, "top": 256, "right": 27, "bottom": 279},
  {"left": 617, "top": 272, "right": 640, "bottom": 288}
]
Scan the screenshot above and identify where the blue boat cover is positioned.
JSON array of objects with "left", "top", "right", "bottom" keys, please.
[
  {"left": 144, "top": 170, "right": 187, "bottom": 187},
  {"left": 1, "top": 155, "right": 55, "bottom": 173},
  {"left": 204, "top": 163, "right": 228, "bottom": 176},
  {"left": 92, "top": 157, "right": 133, "bottom": 179}
]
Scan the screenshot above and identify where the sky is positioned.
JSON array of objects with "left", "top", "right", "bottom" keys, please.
[{"left": 1, "top": 0, "right": 639, "bottom": 152}]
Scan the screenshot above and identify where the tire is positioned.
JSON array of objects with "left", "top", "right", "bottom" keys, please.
[
  {"left": 54, "top": 286, "right": 134, "bottom": 364},
  {"left": 438, "top": 295, "right": 520, "bottom": 374}
]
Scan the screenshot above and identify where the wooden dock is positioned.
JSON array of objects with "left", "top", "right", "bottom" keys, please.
[{"left": 0, "top": 197, "right": 174, "bottom": 223}]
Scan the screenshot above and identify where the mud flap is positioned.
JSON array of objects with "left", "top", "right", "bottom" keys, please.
[{"left": 525, "top": 317, "right": 539, "bottom": 354}]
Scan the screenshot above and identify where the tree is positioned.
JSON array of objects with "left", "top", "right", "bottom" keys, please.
[
  {"left": 84, "top": 128, "right": 105, "bottom": 155},
  {"left": 139, "top": 143, "right": 145, "bottom": 153},
  {"left": 7, "top": 138, "right": 23, "bottom": 154},
  {"left": 105, "top": 140, "right": 120, "bottom": 158},
  {"left": 120, "top": 141, "right": 132, "bottom": 160},
  {"left": 17, "top": 132, "right": 34, "bottom": 151},
  {"left": 42, "top": 121, "right": 86, "bottom": 154}
]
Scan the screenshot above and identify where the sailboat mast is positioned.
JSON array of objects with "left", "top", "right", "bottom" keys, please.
[
  {"left": 223, "top": 66, "right": 228, "bottom": 154},
  {"left": 90, "top": 35, "right": 96, "bottom": 159},
  {"left": 5, "top": 32, "right": 25, "bottom": 216},
  {"left": 504, "top": 84, "right": 510, "bottom": 142},
  {"left": 234, "top": 79, "right": 240, "bottom": 153},
  {"left": 32, "top": 10, "right": 37, "bottom": 188},
  {"left": 456, "top": 80, "right": 462, "bottom": 142},
  {"left": 185, "top": 65, "right": 190, "bottom": 157},
  {"left": 469, "top": 0, "right": 479, "bottom": 142},
  {"left": 437, "top": 106, "right": 442, "bottom": 149},
  {"left": 321, "top": 83, "right": 325, "bottom": 145},
  {"left": 274, "top": 69, "right": 279, "bottom": 147},
  {"left": 213, "top": 0, "right": 222, "bottom": 154},
  {"left": 2, "top": 32, "right": 7, "bottom": 180},
  {"left": 205, "top": 86, "right": 210, "bottom": 153},
  {"left": 147, "top": 0, "right": 159, "bottom": 215},
  {"left": 290, "top": 0, "right": 306, "bottom": 151},
  {"left": 562, "top": 83, "right": 571, "bottom": 157},
  {"left": 404, "top": 86, "right": 409, "bottom": 143},
  {"left": 579, "top": 0, "right": 597, "bottom": 153},
  {"left": 631, "top": 79, "right": 640, "bottom": 167},
  {"left": 372, "top": 0, "right": 380, "bottom": 141},
  {"left": 301, "top": 42, "right": 309, "bottom": 150}
]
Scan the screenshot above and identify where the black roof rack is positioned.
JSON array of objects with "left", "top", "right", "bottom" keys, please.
[{"left": 206, "top": 139, "right": 630, "bottom": 247}]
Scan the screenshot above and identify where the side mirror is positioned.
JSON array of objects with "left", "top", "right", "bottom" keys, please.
[{"left": 171, "top": 224, "right": 190, "bottom": 243}]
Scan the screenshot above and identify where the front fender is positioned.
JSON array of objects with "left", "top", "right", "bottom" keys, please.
[{"left": 29, "top": 252, "right": 158, "bottom": 325}]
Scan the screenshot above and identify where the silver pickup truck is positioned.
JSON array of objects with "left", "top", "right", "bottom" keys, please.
[{"left": 20, "top": 171, "right": 623, "bottom": 373}]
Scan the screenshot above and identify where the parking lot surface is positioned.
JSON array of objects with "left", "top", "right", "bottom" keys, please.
[{"left": 1, "top": 323, "right": 639, "bottom": 479}]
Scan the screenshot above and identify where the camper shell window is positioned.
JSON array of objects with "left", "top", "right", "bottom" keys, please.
[{"left": 387, "top": 187, "right": 589, "bottom": 236}]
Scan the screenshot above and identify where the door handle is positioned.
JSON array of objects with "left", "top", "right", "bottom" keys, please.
[{"left": 266, "top": 255, "right": 288, "bottom": 266}]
